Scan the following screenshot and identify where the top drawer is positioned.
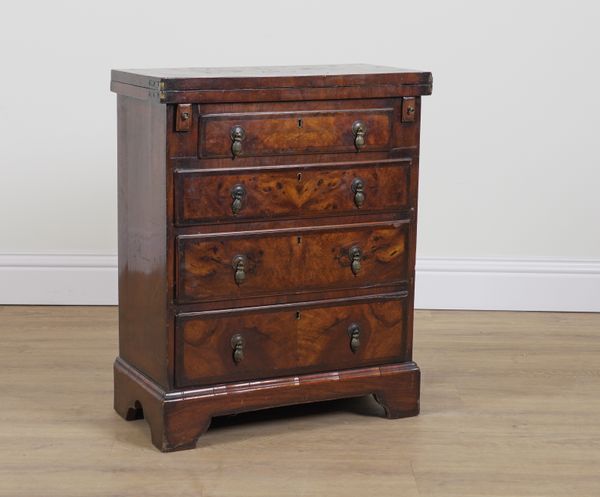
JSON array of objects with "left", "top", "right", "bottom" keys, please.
[{"left": 199, "top": 104, "right": 393, "bottom": 159}]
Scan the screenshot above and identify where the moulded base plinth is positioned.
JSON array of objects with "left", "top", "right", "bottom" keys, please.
[{"left": 114, "top": 357, "right": 420, "bottom": 452}]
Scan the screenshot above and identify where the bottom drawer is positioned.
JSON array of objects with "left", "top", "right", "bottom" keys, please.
[{"left": 175, "top": 294, "right": 408, "bottom": 387}]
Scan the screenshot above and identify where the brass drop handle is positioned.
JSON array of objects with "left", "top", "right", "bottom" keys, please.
[
  {"left": 232, "top": 255, "right": 247, "bottom": 285},
  {"left": 352, "top": 120, "right": 367, "bottom": 151},
  {"left": 231, "top": 184, "right": 246, "bottom": 215},
  {"left": 231, "top": 334, "right": 245, "bottom": 363},
  {"left": 349, "top": 246, "right": 362, "bottom": 275},
  {"left": 351, "top": 178, "right": 365, "bottom": 208},
  {"left": 230, "top": 125, "right": 245, "bottom": 158},
  {"left": 348, "top": 323, "right": 360, "bottom": 353}
]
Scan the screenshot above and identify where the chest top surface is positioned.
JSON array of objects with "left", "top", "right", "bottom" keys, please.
[
  {"left": 112, "top": 63, "right": 431, "bottom": 89},
  {"left": 111, "top": 64, "right": 432, "bottom": 103}
]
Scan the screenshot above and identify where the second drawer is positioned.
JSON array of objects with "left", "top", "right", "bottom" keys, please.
[
  {"left": 174, "top": 159, "right": 411, "bottom": 225},
  {"left": 176, "top": 221, "right": 409, "bottom": 304}
]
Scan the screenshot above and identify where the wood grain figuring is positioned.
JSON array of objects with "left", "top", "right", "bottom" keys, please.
[
  {"left": 176, "top": 295, "right": 407, "bottom": 387},
  {"left": 176, "top": 222, "right": 409, "bottom": 304},
  {"left": 175, "top": 159, "right": 411, "bottom": 225},
  {"left": 200, "top": 108, "right": 392, "bottom": 158}
]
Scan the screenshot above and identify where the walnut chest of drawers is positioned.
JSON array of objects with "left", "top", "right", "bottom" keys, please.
[{"left": 111, "top": 64, "right": 432, "bottom": 451}]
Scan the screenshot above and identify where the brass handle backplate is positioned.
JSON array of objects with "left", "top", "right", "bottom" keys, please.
[
  {"left": 230, "top": 125, "right": 245, "bottom": 158},
  {"left": 230, "top": 184, "right": 246, "bottom": 215},
  {"left": 232, "top": 255, "right": 247, "bottom": 285},
  {"left": 352, "top": 120, "right": 367, "bottom": 151},
  {"left": 349, "top": 246, "right": 362, "bottom": 275},
  {"left": 351, "top": 177, "right": 365, "bottom": 208},
  {"left": 231, "top": 334, "right": 245, "bottom": 363},
  {"left": 348, "top": 323, "right": 360, "bottom": 353}
]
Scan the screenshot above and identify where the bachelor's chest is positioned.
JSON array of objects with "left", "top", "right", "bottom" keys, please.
[{"left": 111, "top": 64, "right": 432, "bottom": 451}]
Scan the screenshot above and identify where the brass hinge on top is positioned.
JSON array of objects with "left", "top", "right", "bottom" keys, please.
[{"left": 148, "top": 80, "right": 167, "bottom": 103}]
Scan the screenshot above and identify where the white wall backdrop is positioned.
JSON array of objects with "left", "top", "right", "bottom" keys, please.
[{"left": 1, "top": 0, "right": 599, "bottom": 309}]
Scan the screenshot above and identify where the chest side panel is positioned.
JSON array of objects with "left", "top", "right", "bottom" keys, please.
[{"left": 117, "top": 95, "right": 169, "bottom": 387}]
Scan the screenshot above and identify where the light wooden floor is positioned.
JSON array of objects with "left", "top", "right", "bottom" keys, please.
[{"left": 1, "top": 307, "right": 599, "bottom": 497}]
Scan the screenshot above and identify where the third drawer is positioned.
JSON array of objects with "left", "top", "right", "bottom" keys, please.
[{"left": 176, "top": 220, "right": 409, "bottom": 304}]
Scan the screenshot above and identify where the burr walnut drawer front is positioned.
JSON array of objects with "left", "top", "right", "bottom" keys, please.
[
  {"left": 174, "top": 159, "right": 411, "bottom": 225},
  {"left": 176, "top": 295, "right": 408, "bottom": 387},
  {"left": 176, "top": 221, "right": 409, "bottom": 304},
  {"left": 199, "top": 104, "right": 393, "bottom": 159}
]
